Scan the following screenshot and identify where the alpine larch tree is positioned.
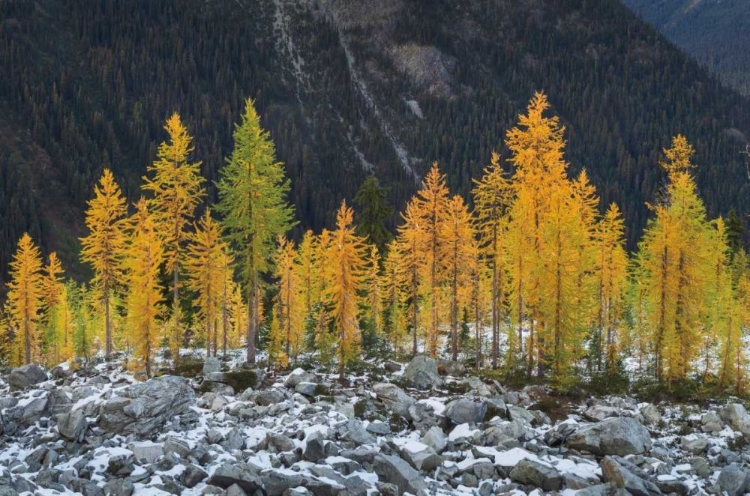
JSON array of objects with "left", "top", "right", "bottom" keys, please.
[
  {"left": 142, "top": 113, "right": 205, "bottom": 361},
  {"left": 6, "top": 234, "right": 44, "bottom": 365},
  {"left": 80, "top": 169, "right": 127, "bottom": 359},
  {"left": 217, "top": 98, "right": 295, "bottom": 363}
]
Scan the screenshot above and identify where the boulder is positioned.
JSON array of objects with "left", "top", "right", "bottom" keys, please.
[
  {"left": 8, "top": 364, "right": 47, "bottom": 391},
  {"left": 98, "top": 376, "right": 194, "bottom": 437},
  {"left": 372, "top": 383, "right": 415, "bottom": 417},
  {"left": 583, "top": 405, "right": 619, "bottom": 422},
  {"left": 509, "top": 459, "right": 562, "bottom": 491},
  {"left": 129, "top": 442, "right": 163, "bottom": 464},
  {"left": 47, "top": 389, "right": 73, "bottom": 415},
  {"left": 57, "top": 410, "right": 86, "bottom": 442},
  {"left": 566, "top": 417, "right": 652, "bottom": 456},
  {"left": 640, "top": 404, "right": 660, "bottom": 425},
  {"left": 601, "top": 457, "right": 660, "bottom": 496},
  {"left": 400, "top": 441, "right": 443, "bottom": 471},
  {"left": 283, "top": 368, "right": 316, "bottom": 389},
  {"left": 261, "top": 469, "right": 311, "bottom": 496},
  {"left": 717, "top": 465, "right": 750, "bottom": 496},
  {"left": 373, "top": 454, "right": 428, "bottom": 495},
  {"left": 720, "top": 404, "right": 750, "bottom": 435},
  {"left": 680, "top": 434, "right": 708, "bottom": 454},
  {"left": 207, "top": 462, "right": 263, "bottom": 494},
  {"left": 256, "top": 389, "right": 286, "bottom": 406},
  {"left": 181, "top": 464, "right": 208, "bottom": 488},
  {"left": 701, "top": 412, "right": 723, "bottom": 433},
  {"left": 294, "top": 382, "right": 318, "bottom": 397},
  {"left": 445, "top": 398, "right": 487, "bottom": 425},
  {"left": 403, "top": 355, "right": 444, "bottom": 389},
  {"left": 421, "top": 426, "right": 447, "bottom": 453}
]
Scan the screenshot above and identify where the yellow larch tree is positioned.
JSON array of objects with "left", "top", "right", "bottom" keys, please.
[
  {"left": 505, "top": 91, "right": 573, "bottom": 378},
  {"left": 592, "top": 204, "right": 629, "bottom": 373},
  {"left": 123, "top": 199, "right": 165, "bottom": 378},
  {"left": 267, "top": 310, "right": 288, "bottom": 370},
  {"left": 274, "top": 236, "right": 305, "bottom": 360},
  {"left": 80, "top": 168, "right": 127, "bottom": 359},
  {"left": 442, "top": 194, "right": 476, "bottom": 362},
  {"left": 6, "top": 233, "right": 44, "bottom": 365},
  {"left": 41, "top": 252, "right": 67, "bottom": 364},
  {"left": 636, "top": 135, "right": 714, "bottom": 384},
  {"left": 296, "top": 230, "right": 321, "bottom": 327},
  {"left": 185, "top": 210, "right": 225, "bottom": 356},
  {"left": 472, "top": 151, "right": 513, "bottom": 369},
  {"left": 411, "top": 163, "right": 450, "bottom": 358},
  {"left": 383, "top": 240, "right": 408, "bottom": 352},
  {"left": 142, "top": 113, "right": 205, "bottom": 362},
  {"left": 395, "top": 201, "right": 426, "bottom": 355},
  {"left": 321, "top": 202, "right": 368, "bottom": 381}
]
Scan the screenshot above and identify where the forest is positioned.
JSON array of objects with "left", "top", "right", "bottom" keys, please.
[{"left": 3, "top": 93, "right": 748, "bottom": 394}]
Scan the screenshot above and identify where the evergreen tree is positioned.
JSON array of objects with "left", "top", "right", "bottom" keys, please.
[
  {"left": 41, "top": 252, "right": 66, "bottom": 364},
  {"left": 217, "top": 98, "right": 295, "bottom": 363},
  {"left": 80, "top": 169, "right": 127, "bottom": 359},
  {"left": 354, "top": 176, "right": 393, "bottom": 253},
  {"left": 274, "top": 236, "right": 304, "bottom": 360},
  {"left": 142, "top": 114, "right": 205, "bottom": 362}
]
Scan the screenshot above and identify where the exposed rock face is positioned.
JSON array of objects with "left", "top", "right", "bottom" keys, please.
[
  {"left": 566, "top": 417, "right": 652, "bottom": 456},
  {"left": 98, "top": 376, "right": 194, "bottom": 437},
  {"left": 8, "top": 364, "right": 47, "bottom": 391},
  {"left": 720, "top": 404, "right": 750, "bottom": 435},
  {"left": 403, "top": 355, "right": 444, "bottom": 390}
]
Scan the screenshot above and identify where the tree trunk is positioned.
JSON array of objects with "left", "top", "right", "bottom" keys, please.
[
  {"left": 105, "top": 280, "right": 112, "bottom": 360},
  {"left": 247, "top": 270, "right": 259, "bottom": 364}
]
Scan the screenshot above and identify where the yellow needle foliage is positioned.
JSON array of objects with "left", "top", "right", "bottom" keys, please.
[
  {"left": 321, "top": 202, "right": 368, "bottom": 380},
  {"left": 80, "top": 168, "right": 127, "bottom": 358},
  {"left": 123, "top": 199, "right": 165, "bottom": 378},
  {"left": 274, "top": 235, "right": 305, "bottom": 360},
  {"left": 142, "top": 113, "right": 205, "bottom": 360},
  {"left": 6, "top": 233, "right": 44, "bottom": 365}
]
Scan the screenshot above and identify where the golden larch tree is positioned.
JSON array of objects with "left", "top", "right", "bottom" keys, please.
[
  {"left": 395, "top": 201, "right": 425, "bottom": 355},
  {"left": 322, "top": 202, "right": 368, "bottom": 381},
  {"left": 41, "top": 252, "right": 66, "bottom": 364},
  {"left": 142, "top": 113, "right": 205, "bottom": 361},
  {"left": 123, "top": 199, "right": 165, "bottom": 378},
  {"left": 6, "top": 233, "right": 44, "bottom": 364},
  {"left": 80, "top": 168, "right": 127, "bottom": 358},
  {"left": 274, "top": 236, "right": 305, "bottom": 359}
]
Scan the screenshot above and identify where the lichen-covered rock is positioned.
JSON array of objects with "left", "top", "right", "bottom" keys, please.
[{"left": 97, "top": 376, "right": 194, "bottom": 437}]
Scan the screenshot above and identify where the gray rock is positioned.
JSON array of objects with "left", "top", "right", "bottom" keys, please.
[
  {"left": 98, "top": 376, "right": 194, "bottom": 437},
  {"left": 47, "top": 388, "right": 73, "bottom": 415},
  {"left": 720, "top": 404, "right": 750, "bottom": 435},
  {"left": 57, "top": 410, "right": 86, "bottom": 442},
  {"left": 366, "top": 421, "right": 390, "bottom": 435},
  {"left": 164, "top": 436, "right": 191, "bottom": 458},
  {"left": 507, "top": 405, "right": 535, "bottom": 425},
  {"left": 266, "top": 432, "right": 296, "bottom": 453},
  {"left": 372, "top": 383, "right": 415, "bottom": 417},
  {"left": 304, "top": 437, "right": 326, "bottom": 463},
  {"left": 601, "top": 456, "right": 660, "bottom": 496},
  {"left": 473, "top": 460, "right": 496, "bottom": 480},
  {"left": 256, "top": 389, "right": 286, "bottom": 406},
  {"left": 203, "top": 357, "right": 221, "bottom": 375},
  {"left": 437, "top": 359, "right": 466, "bottom": 377},
  {"left": 373, "top": 454, "right": 428, "bottom": 495},
  {"left": 294, "top": 382, "right": 318, "bottom": 397},
  {"left": 309, "top": 466, "right": 368, "bottom": 496},
  {"left": 464, "top": 377, "right": 493, "bottom": 397},
  {"left": 20, "top": 396, "right": 48, "bottom": 424},
  {"left": 701, "top": 412, "right": 723, "bottom": 433},
  {"left": 566, "top": 417, "right": 652, "bottom": 456},
  {"left": 283, "top": 368, "right": 316, "bottom": 389},
  {"left": 226, "top": 484, "right": 247, "bottom": 496},
  {"left": 640, "top": 404, "right": 660, "bottom": 425},
  {"left": 403, "top": 355, "right": 444, "bottom": 390},
  {"left": 102, "top": 479, "right": 134, "bottom": 496},
  {"left": 341, "top": 419, "right": 375, "bottom": 445},
  {"left": 207, "top": 462, "right": 263, "bottom": 493},
  {"left": 8, "top": 364, "right": 47, "bottom": 391},
  {"left": 129, "top": 442, "right": 163, "bottom": 464},
  {"left": 680, "top": 434, "right": 708, "bottom": 454},
  {"left": 181, "top": 463, "right": 208, "bottom": 488},
  {"left": 583, "top": 405, "right": 619, "bottom": 422},
  {"left": 261, "top": 469, "right": 310, "bottom": 496},
  {"left": 445, "top": 398, "right": 487, "bottom": 425},
  {"left": 421, "top": 426, "right": 447, "bottom": 453},
  {"left": 717, "top": 465, "right": 750, "bottom": 496},
  {"left": 400, "top": 442, "right": 443, "bottom": 471},
  {"left": 509, "top": 459, "right": 562, "bottom": 491},
  {"left": 221, "top": 427, "right": 245, "bottom": 451}
]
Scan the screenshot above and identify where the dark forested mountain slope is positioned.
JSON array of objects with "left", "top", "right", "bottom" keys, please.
[
  {"left": 1, "top": 0, "right": 750, "bottom": 281},
  {"left": 621, "top": 0, "right": 750, "bottom": 95}
]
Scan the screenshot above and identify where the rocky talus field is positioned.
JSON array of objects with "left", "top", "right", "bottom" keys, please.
[{"left": 1, "top": 355, "right": 750, "bottom": 495}]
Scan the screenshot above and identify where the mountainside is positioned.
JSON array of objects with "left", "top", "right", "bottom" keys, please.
[
  {"left": 2, "top": 0, "right": 750, "bottom": 280},
  {"left": 621, "top": 0, "right": 750, "bottom": 95}
]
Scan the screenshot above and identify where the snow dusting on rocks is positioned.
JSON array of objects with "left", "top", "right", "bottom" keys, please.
[{"left": 0, "top": 354, "right": 749, "bottom": 495}]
